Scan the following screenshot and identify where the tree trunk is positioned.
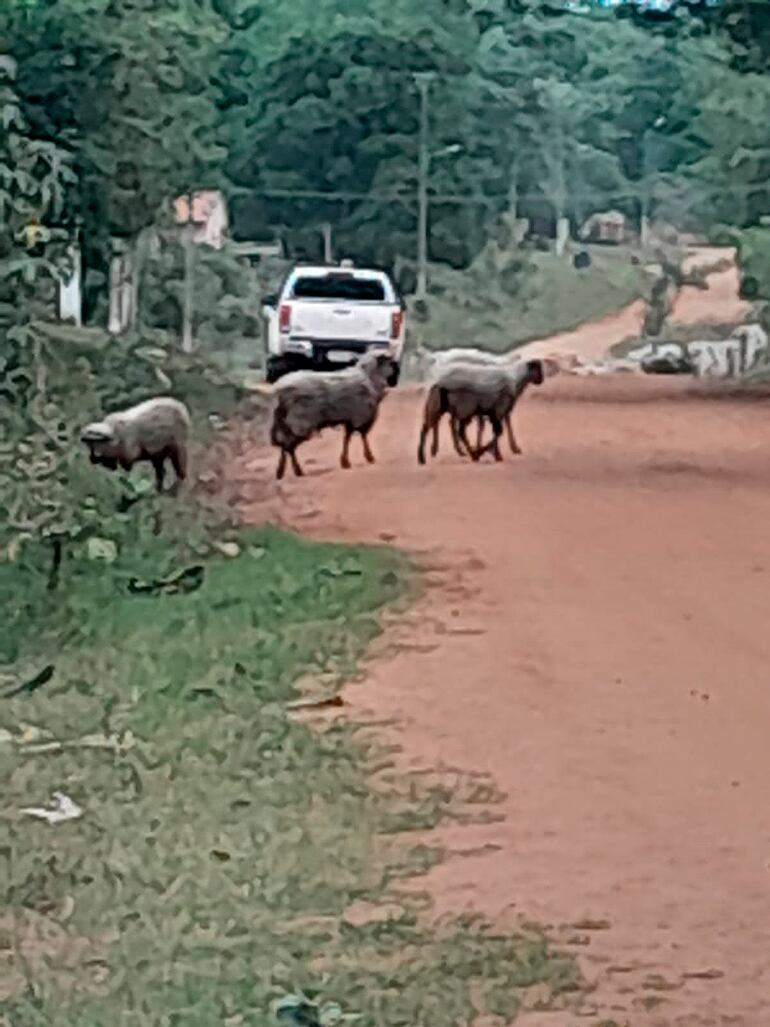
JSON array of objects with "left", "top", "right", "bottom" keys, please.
[
  {"left": 322, "top": 222, "right": 333, "bottom": 263},
  {"left": 47, "top": 537, "right": 63, "bottom": 591},
  {"left": 555, "top": 215, "right": 569, "bottom": 257},
  {"left": 181, "top": 221, "right": 195, "bottom": 353},
  {"left": 640, "top": 212, "right": 651, "bottom": 248}
]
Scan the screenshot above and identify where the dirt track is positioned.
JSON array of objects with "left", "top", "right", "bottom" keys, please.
[
  {"left": 516, "top": 246, "right": 749, "bottom": 364},
  {"left": 236, "top": 256, "right": 770, "bottom": 1026}
]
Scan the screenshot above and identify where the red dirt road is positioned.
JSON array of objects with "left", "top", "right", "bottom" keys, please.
[
  {"left": 516, "top": 246, "right": 750, "bottom": 365},
  {"left": 234, "top": 254, "right": 769, "bottom": 1026},
  {"left": 236, "top": 378, "right": 770, "bottom": 1027}
]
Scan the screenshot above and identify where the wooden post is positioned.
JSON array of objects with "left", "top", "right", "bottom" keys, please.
[
  {"left": 181, "top": 193, "right": 195, "bottom": 353},
  {"left": 108, "top": 241, "right": 135, "bottom": 335},
  {"left": 415, "top": 74, "right": 431, "bottom": 300},
  {"left": 57, "top": 238, "right": 82, "bottom": 326}
]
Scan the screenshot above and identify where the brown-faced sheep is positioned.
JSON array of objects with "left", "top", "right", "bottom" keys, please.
[
  {"left": 270, "top": 349, "right": 398, "bottom": 480},
  {"left": 417, "top": 359, "right": 545, "bottom": 465},
  {"left": 80, "top": 396, "right": 191, "bottom": 492},
  {"left": 421, "top": 349, "right": 526, "bottom": 458}
]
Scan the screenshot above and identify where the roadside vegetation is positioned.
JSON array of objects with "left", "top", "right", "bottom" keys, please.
[
  {"left": 411, "top": 243, "right": 646, "bottom": 354},
  {"left": 3, "top": 0, "right": 769, "bottom": 1022},
  {"left": 1, "top": 516, "right": 585, "bottom": 1025}
]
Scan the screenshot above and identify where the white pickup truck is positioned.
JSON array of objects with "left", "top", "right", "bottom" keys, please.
[{"left": 261, "top": 260, "right": 406, "bottom": 384}]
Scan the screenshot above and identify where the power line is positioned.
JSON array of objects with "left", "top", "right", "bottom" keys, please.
[{"left": 232, "top": 183, "right": 770, "bottom": 207}]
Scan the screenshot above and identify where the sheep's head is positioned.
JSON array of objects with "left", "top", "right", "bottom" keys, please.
[
  {"left": 81, "top": 421, "right": 120, "bottom": 468},
  {"left": 525, "top": 359, "right": 546, "bottom": 386},
  {"left": 359, "top": 348, "right": 399, "bottom": 388}
]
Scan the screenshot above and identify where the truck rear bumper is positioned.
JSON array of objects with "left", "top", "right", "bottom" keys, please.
[
  {"left": 267, "top": 339, "right": 401, "bottom": 383},
  {"left": 278, "top": 337, "right": 401, "bottom": 370}
]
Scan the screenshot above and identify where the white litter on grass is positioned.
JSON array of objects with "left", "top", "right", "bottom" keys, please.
[{"left": 20, "top": 792, "right": 83, "bottom": 825}]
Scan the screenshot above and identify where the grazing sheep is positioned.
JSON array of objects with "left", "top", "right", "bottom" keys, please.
[
  {"left": 417, "top": 359, "right": 545, "bottom": 465},
  {"left": 270, "top": 349, "right": 398, "bottom": 479},
  {"left": 424, "top": 348, "right": 525, "bottom": 454},
  {"left": 80, "top": 396, "right": 191, "bottom": 493}
]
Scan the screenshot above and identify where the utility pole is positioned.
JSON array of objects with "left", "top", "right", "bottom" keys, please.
[
  {"left": 322, "top": 222, "right": 333, "bottom": 263},
  {"left": 640, "top": 116, "right": 665, "bottom": 250},
  {"left": 415, "top": 73, "right": 432, "bottom": 301},
  {"left": 181, "top": 190, "right": 195, "bottom": 353}
]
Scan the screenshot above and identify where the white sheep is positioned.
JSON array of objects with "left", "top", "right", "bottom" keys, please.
[
  {"left": 269, "top": 349, "right": 398, "bottom": 479},
  {"left": 417, "top": 359, "right": 545, "bottom": 465},
  {"left": 423, "top": 348, "right": 525, "bottom": 452},
  {"left": 429, "top": 347, "right": 522, "bottom": 371},
  {"left": 80, "top": 396, "right": 191, "bottom": 492}
]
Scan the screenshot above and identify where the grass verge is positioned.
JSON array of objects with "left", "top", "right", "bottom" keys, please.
[
  {"left": 1, "top": 523, "right": 584, "bottom": 1025},
  {"left": 410, "top": 244, "right": 645, "bottom": 354}
]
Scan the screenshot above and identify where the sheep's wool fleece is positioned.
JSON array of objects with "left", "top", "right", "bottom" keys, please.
[
  {"left": 107, "top": 397, "right": 191, "bottom": 429},
  {"left": 97, "top": 397, "right": 190, "bottom": 455},
  {"left": 434, "top": 361, "right": 529, "bottom": 397},
  {"left": 275, "top": 366, "right": 381, "bottom": 436},
  {"left": 431, "top": 348, "right": 521, "bottom": 371}
]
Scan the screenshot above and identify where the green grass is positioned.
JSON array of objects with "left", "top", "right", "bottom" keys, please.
[
  {"left": 731, "top": 226, "right": 770, "bottom": 301},
  {"left": 409, "top": 244, "right": 645, "bottom": 354},
  {"left": 0, "top": 525, "right": 584, "bottom": 1025}
]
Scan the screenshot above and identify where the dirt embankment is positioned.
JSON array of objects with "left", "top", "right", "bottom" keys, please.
[{"left": 514, "top": 245, "right": 751, "bottom": 365}]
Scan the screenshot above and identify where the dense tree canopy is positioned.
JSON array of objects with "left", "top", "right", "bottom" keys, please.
[{"left": 1, "top": 0, "right": 768, "bottom": 288}]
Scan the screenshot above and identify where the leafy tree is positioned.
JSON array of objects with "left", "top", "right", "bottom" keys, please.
[
  {"left": 0, "top": 53, "right": 75, "bottom": 316},
  {"left": 687, "top": 59, "right": 770, "bottom": 227},
  {"left": 0, "top": 51, "right": 87, "bottom": 580},
  {"left": 3, "top": 0, "right": 227, "bottom": 300}
]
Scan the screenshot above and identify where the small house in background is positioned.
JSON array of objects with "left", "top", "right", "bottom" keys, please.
[
  {"left": 174, "top": 190, "right": 228, "bottom": 249},
  {"left": 579, "top": 209, "right": 627, "bottom": 245}
]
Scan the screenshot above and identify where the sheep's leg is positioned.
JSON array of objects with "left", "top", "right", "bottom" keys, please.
[
  {"left": 476, "top": 415, "right": 484, "bottom": 453},
  {"left": 418, "top": 423, "right": 430, "bottom": 465},
  {"left": 360, "top": 431, "right": 375, "bottom": 464},
  {"left": 489, "top": 415, "right": 504, "bottom": 462},
  {"left": 506, "top": 413, "right": 522, "bottom": 455},
  {"left": 170, "top": 444, "right": 188, "bottom": 481},
  {"left": 421, "top": 386, "right": 442, "bottom": 462},
  {"left": 340, "top": 427, "right": 353, "bottom": 470},
  {"left": 152, "top": 456, "right": 166, "bottom": 493},
  {"left": 276, "top": 448, "right": 288, "bottom": 480},
  {"left": 431, "top": 418, "right": 441, "bottom": 458},
  {"left": 168, "top": 446, "right": 187, "bottom": 494},
  {"left": 473, "top": 416, "right": 504, "bottom": 462},
  {"left": 459, "top": 419, "right": 479, "bottom": 461},
  {"left": 289, "top": 446, "right": 303, "bottom": 477},
  {"left": 451, "top": 417, "right": 468, "bottom": 458}
]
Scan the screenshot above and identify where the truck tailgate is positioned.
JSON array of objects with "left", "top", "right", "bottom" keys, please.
[{"left": 289, "top": 300, "right": 393, "bottom": 343}]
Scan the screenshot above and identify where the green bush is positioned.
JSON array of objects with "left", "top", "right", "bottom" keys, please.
[
  {"left": 139, "top": 239, "right": 263, "bottom": 372},
  {"left": 708, "top": 223, "right": 739, "bottom": 247},
  {"left": 733, "top": 227, "right": 770, "bottom": 303},
  {"left": 0, "top": 319, "right": 253, "bottom": 595}
]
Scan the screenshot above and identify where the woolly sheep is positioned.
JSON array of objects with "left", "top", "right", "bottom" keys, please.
[
  {"left": 425, "top": 348, "right": 529, "bottom": 452},
  {"left": 417, "top": 359, "right": 545, "bottom": 465},
  {"left": 429, "top": 347, "right": 522, "bottom": 371},
  {"left": 80, "top": 396, "right": 191, "bottom": 493},
  {"left": 270, "top": 349, "right": 398, "bottom": 480},
  {"left": 419, "top": 350, "right": 511, "bottom": 452}
]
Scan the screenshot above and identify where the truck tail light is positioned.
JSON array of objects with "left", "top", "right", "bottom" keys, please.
[
  {"left": 390, "top": 309, "right": 403, "bottom": 340},
  {"left": 279, "top": 303, "right": 291, "bottom": 331}
]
